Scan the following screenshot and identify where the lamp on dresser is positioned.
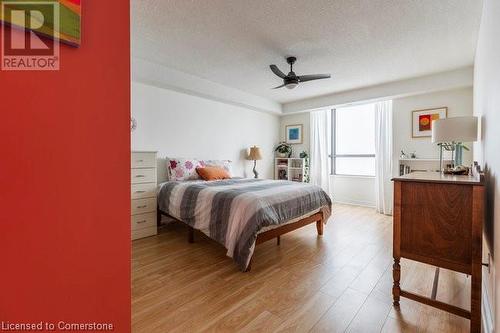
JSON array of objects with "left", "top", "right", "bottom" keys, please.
[
  {"left": 432, "top": 116, "right": 478, "bottom": 172},
  {"left": 247, "top": 146, "right": 262, "bottom": 179}
]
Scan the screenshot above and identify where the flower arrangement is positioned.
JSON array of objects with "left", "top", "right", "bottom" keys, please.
[{"left": 275, "top": 142, "right": 293, "bottom": 158}]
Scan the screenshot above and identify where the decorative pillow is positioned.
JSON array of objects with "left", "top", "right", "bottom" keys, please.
[
  {"left": 167, "top": 158, "right": 202, "bottom": 181},
  {"left": 196, "top": 166, "right": 231, "bottom": 181},
  {"left": 203, "top": 160, "right": 232, "bottom": 176}
]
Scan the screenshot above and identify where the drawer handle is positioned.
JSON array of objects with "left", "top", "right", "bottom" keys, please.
[
  {"left": 135, "top": 175, "right": 146, "bottom": 178},
  {"left": 137, "top": 205, "right": 147, "bottom": 209},
  {"left": 137, "top": 159, "right": 144, "bottom": 162},
  {"left": 135, "top": 190, "right": 146, "bottom": 193},
  {"left": 137, "top": 220, "right": 148, "bottom": 224}
]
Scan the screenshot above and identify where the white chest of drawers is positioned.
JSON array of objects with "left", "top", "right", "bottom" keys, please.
[{"left": 131, "top": 151, "right": 158, "bottom": 240}]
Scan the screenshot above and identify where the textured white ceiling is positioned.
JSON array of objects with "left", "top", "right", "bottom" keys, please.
[{"left": 132, "top": 0, "right": 482, "bottom": 104}]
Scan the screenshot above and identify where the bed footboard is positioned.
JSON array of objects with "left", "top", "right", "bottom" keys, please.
[{"left": 245, "top": 212, "right": 324, "bottom": 272}]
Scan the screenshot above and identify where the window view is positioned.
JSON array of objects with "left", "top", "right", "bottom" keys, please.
[{"left": 330, "top": 103, "right": 376, "bottom": 176}]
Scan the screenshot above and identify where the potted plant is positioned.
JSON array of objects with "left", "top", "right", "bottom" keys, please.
[{"left": 275, "top": 142, "right": 292, "bottom": 158}]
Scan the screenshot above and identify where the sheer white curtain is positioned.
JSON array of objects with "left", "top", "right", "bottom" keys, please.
[
  {"left": 374, "top": 100, "right": 393, "bottom": 215},
  {"left": 310, "top": 110, "right": 331, "bottom": 194}
]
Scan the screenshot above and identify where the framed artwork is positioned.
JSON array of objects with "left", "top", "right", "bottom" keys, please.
[
  {"left": 286, "top": 124, "right": 303, "bottom": 144},
  {"left": 412, "top": 107, "right": 447, "bottom": 138},
  {"left": 0, "top": 0, "right": 81, "bottom": 47}
]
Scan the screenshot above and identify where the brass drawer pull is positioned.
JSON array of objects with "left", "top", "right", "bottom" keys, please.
[
  {"left": 137, "top": 220, "right": 148, "bottom": 224},
  {"left": 135, "top": 190, "right": 146, "bottom": 193},
  {"left": 135, "top": 175, "right": 145, "bottom": 178},
  {"left": 137, "top": 205, "right": 147, "bottom": 209}
]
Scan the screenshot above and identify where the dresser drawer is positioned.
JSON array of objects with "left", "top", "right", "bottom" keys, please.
[
  {"left": 132, "top": 226, "right": 157, "bottom": 240},
  {"left": 131, "top": 152, "right": 156, "bottom": 168},
  {"left": 131, "top": 212, "right": 156, "bottom": 231},
  {"left": 131, "top": 183, "right": 157, "bottom": 199},
  {"left": 131, "top": 168, "right": 156, "bottom": 184},
  {"left": 131, "top": 197, "right": 156, "bottom": 215}
]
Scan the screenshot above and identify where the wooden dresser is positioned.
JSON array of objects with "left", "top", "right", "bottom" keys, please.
[
  {"left": 392, "top": 171, "right": 484, "bottom": 333},
  {"left": 131, "top": 151, "right": 158, "bottom": 240}
]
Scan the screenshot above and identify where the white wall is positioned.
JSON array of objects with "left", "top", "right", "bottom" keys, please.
[
  {"left": 393, "top": 87, "right": 474, "bottom": 176},
  {"left": 280, "top": 87, "right": 473, "bottom": 207},
  {"left": 279, "top": 112, "right": 310, "bottom": 158},
  {"left": 132, "top": 81, "right": 280, "bottom": 181},
  {"left": 330, "top": 176, "right": 376, "bottom": 207},
  {"left": 473, "top": 0, "right": 500, "bottom": 331}
]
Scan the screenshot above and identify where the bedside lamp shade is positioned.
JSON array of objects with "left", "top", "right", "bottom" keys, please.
[
  {"left": 248, "top": 146, "right": 262, "bottom": 160},
  {"left": 432, "top": 116, "right": 478, "bottom": 143}
]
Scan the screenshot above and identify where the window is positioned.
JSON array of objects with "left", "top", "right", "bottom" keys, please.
[{"left": 330, "top": 103, "right": 376, "bottom": 176}]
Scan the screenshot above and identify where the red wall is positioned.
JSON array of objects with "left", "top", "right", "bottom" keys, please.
[{"left": 0, "top": 1, "right": 130, "bottom": 331}]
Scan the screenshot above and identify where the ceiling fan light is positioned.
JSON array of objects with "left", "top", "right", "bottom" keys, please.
[{"left": 285, "top": 82, "right": 298, "bottom": 89}]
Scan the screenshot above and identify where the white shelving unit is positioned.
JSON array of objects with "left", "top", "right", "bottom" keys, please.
[
  {"left": 398, "top": 158, "right": 453, "bottom": 175},
  {"left": 275, "top": 158, "right": 307, "bottom": 182}
]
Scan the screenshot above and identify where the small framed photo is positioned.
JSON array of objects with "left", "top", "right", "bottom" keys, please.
[
  {"left": 412, "top": 107, "right": 447, "bottom": 138},
  {"left": 286, "top": 124, "right": 303, "bottom": 144}
]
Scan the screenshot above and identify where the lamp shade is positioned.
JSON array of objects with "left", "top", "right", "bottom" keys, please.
[
  {"left": 431, "top": 116, "right": 478, "bottom": 143},
  {"left": 248, "top": 146, "right": 262, "bottom": 160}
]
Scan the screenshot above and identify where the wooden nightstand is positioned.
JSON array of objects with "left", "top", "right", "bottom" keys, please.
[{"left": 392, "top": 170, "right": 484, "bottom": 333}]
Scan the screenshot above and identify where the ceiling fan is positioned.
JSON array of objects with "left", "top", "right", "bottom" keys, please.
[{"left": 269, "top": 56, "right": 331, "bottom": 89}]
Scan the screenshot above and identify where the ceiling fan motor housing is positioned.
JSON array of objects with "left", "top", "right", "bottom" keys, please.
[{"left": 284, "top": 76, "right": 299, "bottom": 85}]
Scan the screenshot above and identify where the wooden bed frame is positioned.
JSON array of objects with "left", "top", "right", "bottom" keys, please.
[{"left": 157, "top": 209, "right": 325, "bottom": 272}]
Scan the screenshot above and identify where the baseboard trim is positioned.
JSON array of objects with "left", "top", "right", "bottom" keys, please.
[
  {"left": 482, "top": 274, "right": 494, "bottom": 333},
  {"left": 333, "top": 199, "right": 375, "bottom": 208}
]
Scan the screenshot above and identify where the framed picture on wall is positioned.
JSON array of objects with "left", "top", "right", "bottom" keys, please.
[
  {"left": 286, "top": 124, "right": 303, "bottom": 144},
  {"left": 412, "top": 107, "right": 447, "bottom": 138}
]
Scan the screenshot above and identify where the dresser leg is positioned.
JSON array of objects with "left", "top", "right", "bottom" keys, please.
[
  {"left": 470, "top": 268, "right": 481, "bottom": 333},
  {"left": 393, "top": 258, "right": 401, "bottom": 307}
]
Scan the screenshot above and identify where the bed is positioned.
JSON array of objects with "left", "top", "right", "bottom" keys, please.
[{"left": 157, "top": 178, "right": 332, "bottom": 271}]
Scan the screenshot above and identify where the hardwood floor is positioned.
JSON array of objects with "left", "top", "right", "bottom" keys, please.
[{"left": 132, "top": 204, "right": 471, "bottom": 332}]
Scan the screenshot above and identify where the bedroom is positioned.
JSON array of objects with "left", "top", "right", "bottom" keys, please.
[
  {"left": 2, "top": 0, "right": 500, "bottom": 332},
  {"left": 130, "top": 1, "right": 486, "bottom": 332}
]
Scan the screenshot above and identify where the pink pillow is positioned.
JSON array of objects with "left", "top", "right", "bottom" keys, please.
[{"left": 168, "top": 158, "right": 202, "bottom": 181}]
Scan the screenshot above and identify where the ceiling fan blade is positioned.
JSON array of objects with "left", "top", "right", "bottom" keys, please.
[
  {"left": 270, "top": 65, "right": 287, "bottom": 79},
  {"left": 298, "top": 74, "right": 331, "bottom": 82},
  {"left": 272, "top": 84, "right": 286, "bottom": 89}
]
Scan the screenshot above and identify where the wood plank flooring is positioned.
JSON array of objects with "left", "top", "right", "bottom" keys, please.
[{"left": 132, "top": 204, "right": 471, "bottom": 332}]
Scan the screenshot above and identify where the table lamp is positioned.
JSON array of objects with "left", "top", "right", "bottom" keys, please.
[
  {"left": 248, "top": 146, "right": 263, "bottom": 179},
  {"left": 431, "top": 116, "right": 478, "bottom": 172}
]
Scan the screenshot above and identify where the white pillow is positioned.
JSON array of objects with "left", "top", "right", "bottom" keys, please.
[{"left": 167, "top": 158, "right": 202, "bottom": 181}]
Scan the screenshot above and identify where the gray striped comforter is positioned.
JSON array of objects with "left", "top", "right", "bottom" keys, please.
[{"left": 158, "top": 178, "right": 332, "bottom": 271}]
